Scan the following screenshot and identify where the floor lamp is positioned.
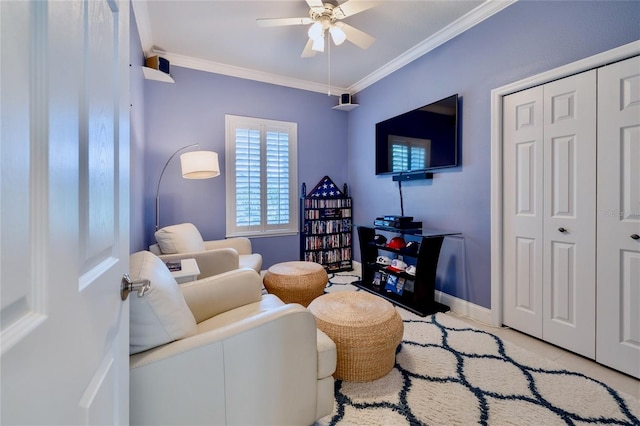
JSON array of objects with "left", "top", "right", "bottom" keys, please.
[{"left": 155, "top": 144, "right": 220, "bottom": 231}]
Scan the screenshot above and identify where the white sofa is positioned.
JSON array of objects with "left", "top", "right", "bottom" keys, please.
[
  {"left": 128, "top": 250, "right": 336, "bottom": 425},
  {"left": 149, "top": 223, "right": 262, "bottom": 277}
]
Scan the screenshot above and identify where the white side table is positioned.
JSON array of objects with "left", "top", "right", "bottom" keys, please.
[{"left": 169, "top": 258, "right": 200, "bottom": 284}]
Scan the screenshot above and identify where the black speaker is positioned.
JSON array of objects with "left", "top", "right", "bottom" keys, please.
[
  {"left": 145, "top": 55, "right": 170, "bottom": 75},
  {"left": 340, "top": 93, "right": 352, "bottom": 105},
  {"left": 392, "top": 171, "right": 433, "bottom": 181}
]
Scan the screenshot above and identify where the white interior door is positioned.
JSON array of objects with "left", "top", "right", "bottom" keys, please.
[
  {"left": 1, "top": 0, "right": 130, "bottom": 424},
  {"left": 541, "top": 70, "right": 597, "bottom": 358},
  {"left": 596, "top": 55, "right": 640, "bottom": 378},
  {"left": 502, "top": 86, "right": 544, "bottom": 338},
  {"left": 503, "top": 70, "right": 597, "bottom": 358}
]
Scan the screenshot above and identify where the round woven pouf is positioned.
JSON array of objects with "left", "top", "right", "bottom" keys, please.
[
  {"left": 308, "top": 291, "right": 404, "bottom": 382},
  {"left": 263, "top": 261, "right": 328, "bottom": 307}
]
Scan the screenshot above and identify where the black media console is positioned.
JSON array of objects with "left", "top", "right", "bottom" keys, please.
[{"left": 354, "top": 225, "right": 460, "bottom": 317}]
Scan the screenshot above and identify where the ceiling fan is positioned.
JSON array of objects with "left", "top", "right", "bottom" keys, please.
[{"left": 256, "top": 0, "right": 376, "bottom": 58}]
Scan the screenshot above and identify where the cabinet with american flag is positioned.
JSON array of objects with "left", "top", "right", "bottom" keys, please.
[{"left": 300, "top": 176, "right": 353, "bottom": 272}]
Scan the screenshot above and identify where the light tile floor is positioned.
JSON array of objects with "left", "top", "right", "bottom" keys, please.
[{"left": 448, "top": 312, "right": 640, "bottom": 399}]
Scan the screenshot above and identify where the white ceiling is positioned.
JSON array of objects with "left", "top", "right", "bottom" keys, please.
[{"left": 133, "top": 1, "right": 514, "bottom": 95}]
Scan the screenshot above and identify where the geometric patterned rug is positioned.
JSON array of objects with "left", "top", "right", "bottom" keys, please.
[{"left": 316, "top": 270, "right": 640, "bottom": 426}]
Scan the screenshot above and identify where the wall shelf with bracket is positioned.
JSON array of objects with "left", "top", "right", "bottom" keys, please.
[
  {"left": 142, "top": 67, "right": 174, "bottom": 83},
  {"left": 332, "top": 103, "right": 359, "bottom": 111}
]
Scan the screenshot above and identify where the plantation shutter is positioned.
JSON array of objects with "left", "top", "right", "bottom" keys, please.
[
  {"left": 235, "top": 127, "right": 261, "bottom": 227},
  {"left": 225, "top": 115, "right": 298, "bottom": 237},
  {"left": 392, "top": 144, "right": 409, "bottom": 172},
  {"left": 266, "top": 129, "right": 290, "bottom": 225},
  {"left": 410, "top": 146, "right": 426, "bottom": 170}
]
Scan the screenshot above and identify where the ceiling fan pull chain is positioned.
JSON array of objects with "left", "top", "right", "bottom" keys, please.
[{"left": 327, "top": 39, "right": 331, "bottom": 96}]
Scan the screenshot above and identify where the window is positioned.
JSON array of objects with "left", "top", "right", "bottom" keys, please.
[
  {"left": 390, "top": 135, "right": 430, "bottom": 172},
  {"left": 225, "top": 115, "right": 298, "bottom": 237}
]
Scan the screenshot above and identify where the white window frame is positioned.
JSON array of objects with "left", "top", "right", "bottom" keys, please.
[{"left": 225, "top": 114, "right": 299, "bottom": 238}]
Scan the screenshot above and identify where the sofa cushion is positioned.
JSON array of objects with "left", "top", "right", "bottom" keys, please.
[
  {"left": 155, "top": 223, "right": 205, "bottom": 254},
  {"left": 129, "top": 251, "right": 197, "bottom": 354}
]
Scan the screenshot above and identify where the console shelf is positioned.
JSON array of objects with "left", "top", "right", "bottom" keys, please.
[{"left": 354, "top": 226, "right": 460, "bottom": 316}]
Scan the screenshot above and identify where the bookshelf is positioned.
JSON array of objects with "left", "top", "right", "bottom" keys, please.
[{"left": 300, "top": 177, "right": 352, "bottom": 272}]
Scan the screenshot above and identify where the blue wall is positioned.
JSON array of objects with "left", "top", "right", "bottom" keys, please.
[
  {"left": 143, "top": 68, "right": 348, "bottom": 268},
  {"left": 138, "top": 1, "right": 639, "bottom": 309},
  {"left": 347, "top": 0, "right": 639, "bottom": 309}
]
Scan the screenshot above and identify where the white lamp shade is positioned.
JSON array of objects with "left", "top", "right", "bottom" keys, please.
[
  {"left": 329, "top": 25, "right": 346, "bottom": 45},
  {"left": 180, "top": 150, "right": 220, "bottom": 179},
  {"left": 312, "top": 35, "right": 325, "bottom": 52},
  {"left": 308, "top": 21, "right": 323, "bottom": 40}
]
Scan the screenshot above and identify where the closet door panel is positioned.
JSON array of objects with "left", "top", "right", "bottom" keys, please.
[
  {"left": 596, "top": 55, "right": 640, "bottom": 378},
  {"left": 542, "top": 70, "right": 597, "bottom": 359},
  {"left": 503, "top": 87, "right": 544, "bottom": 337}
]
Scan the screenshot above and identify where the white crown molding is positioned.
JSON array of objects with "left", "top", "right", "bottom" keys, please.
[
  {"left": 349, "top": 0, "right": 517, "bottom": 94},
  {"left": 132, "top": 0, "right": 516, "bottom": 96},
  {"left": 152, "top": 49, "right": 349, "bottom": 95}
]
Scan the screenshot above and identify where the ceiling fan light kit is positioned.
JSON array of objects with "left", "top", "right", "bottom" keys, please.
[
  {"left": 257, "top": 0, "right": 376, "bottom": 57},
  {"left": 312, "top": 35, "right": 325, "bottom": 52},
  {"left": 329, "top": 25, "right": 346, "bottom": 46},
  {"left": 308, "top": 21, "right": 323, "bottom": 40}
]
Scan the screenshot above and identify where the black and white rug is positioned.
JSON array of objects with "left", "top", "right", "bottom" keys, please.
[{"left": 317, "top": 269, "right": 640, "bottom": 426}]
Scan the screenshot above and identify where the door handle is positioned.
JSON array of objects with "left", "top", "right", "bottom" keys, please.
[
  {"left": 121, "top": 274, "right": 151, "bottom": 300},
  {"left": 558, "top": 227, "right": 567, "bottom": 233},
  {"left": 632, "top": 234, "right": 640, "bottom": 240}
]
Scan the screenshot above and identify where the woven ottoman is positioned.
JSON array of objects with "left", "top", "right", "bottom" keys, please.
[
  {"left": 308, "top": 291, "right": 404, "bottom": 382},
  {"left": 263, "top": 261, "right": 328, "bottom": 307}
]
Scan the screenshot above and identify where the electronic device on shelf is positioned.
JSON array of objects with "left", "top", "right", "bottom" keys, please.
[
  {"left": 383, "top": 215, "right": 413, "bottom": 222},
  {"left": 374, "top": 216, "right": 422, "bottom": 229}
]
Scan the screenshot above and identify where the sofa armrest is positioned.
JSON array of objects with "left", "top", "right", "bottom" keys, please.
[
  {"left": 204, "top": 237, "right": 252, "bottom": 255},
  {"left": 180, "top": 268, "right": 263, "bottom": 323},
  {"left": 156, "top": 248, "right": 240, "bottom": 278},
  {"left": 130, "top": 304, "right": 322, "bottom": 425},
  {"left": 130, "top": 303, "right": 314, "bottom": 369}
]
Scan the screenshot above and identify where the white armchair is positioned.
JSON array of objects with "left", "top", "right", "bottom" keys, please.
[
  {"left": 128, "top": 250, "right": 336, "bottom": 426},
  {"left": 149, "top": 223, "right": 262, "bottom": 277}
]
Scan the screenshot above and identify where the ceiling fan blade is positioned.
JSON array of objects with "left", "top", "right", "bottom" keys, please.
[
  {"left": 301, "top": 38, "right": 317, "bottom": 58},
  {"left": 333, "top": 1, "right": 376, "bottom": 19},
  {"left": 305, "top": 0, "right": 324, "bottom": 8},
  {"left": 256, "top": 17, "right": 313, "bottom": 27},
  {"left": 337, "top": 22, "right": 375, "bottom": 50}
]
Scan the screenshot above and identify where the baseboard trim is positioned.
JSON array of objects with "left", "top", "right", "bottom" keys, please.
[
  {"left": 434, "top": 290, "right": 493, "bottom": 326},
  {"left": 338, "top": 261, "right": 493, "bottom": 324}
]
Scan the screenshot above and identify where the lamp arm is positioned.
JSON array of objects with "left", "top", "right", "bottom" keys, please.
[{"left": 155, "top": 143, "right": 199, "bottom": 231}]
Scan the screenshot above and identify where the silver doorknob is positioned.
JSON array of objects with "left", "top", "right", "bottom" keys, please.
[
  {"left": 558, "top": 227, "right": 567, "bottom": 233},
  {"left": 121, "top": 274, "right": 151, "bottom": 300},
  {"left": 632, "top": 234, "right": 640, "bottom": 240}
]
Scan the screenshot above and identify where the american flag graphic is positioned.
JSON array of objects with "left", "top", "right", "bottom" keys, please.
[{"left": 308, "top": 176, "right": 344, "bottom": 198}]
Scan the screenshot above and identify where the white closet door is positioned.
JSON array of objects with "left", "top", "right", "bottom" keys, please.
[
  {"left": 542, "top": 70, "right": 597, "bottom": 358},
  {"left": 503, "top": 87, "right": 544, "bottom": 338},
  {"left": 596, "top": 56, "right": 640, "bottom": 378}
]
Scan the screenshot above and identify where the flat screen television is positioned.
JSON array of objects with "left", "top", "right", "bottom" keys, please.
[{"left": 375, "top": 94, "right": 459, "bottom": 176}]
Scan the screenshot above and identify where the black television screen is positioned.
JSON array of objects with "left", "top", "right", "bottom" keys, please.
[{"left": 375, "top": 94, "right": 459, "bottom": 175}]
